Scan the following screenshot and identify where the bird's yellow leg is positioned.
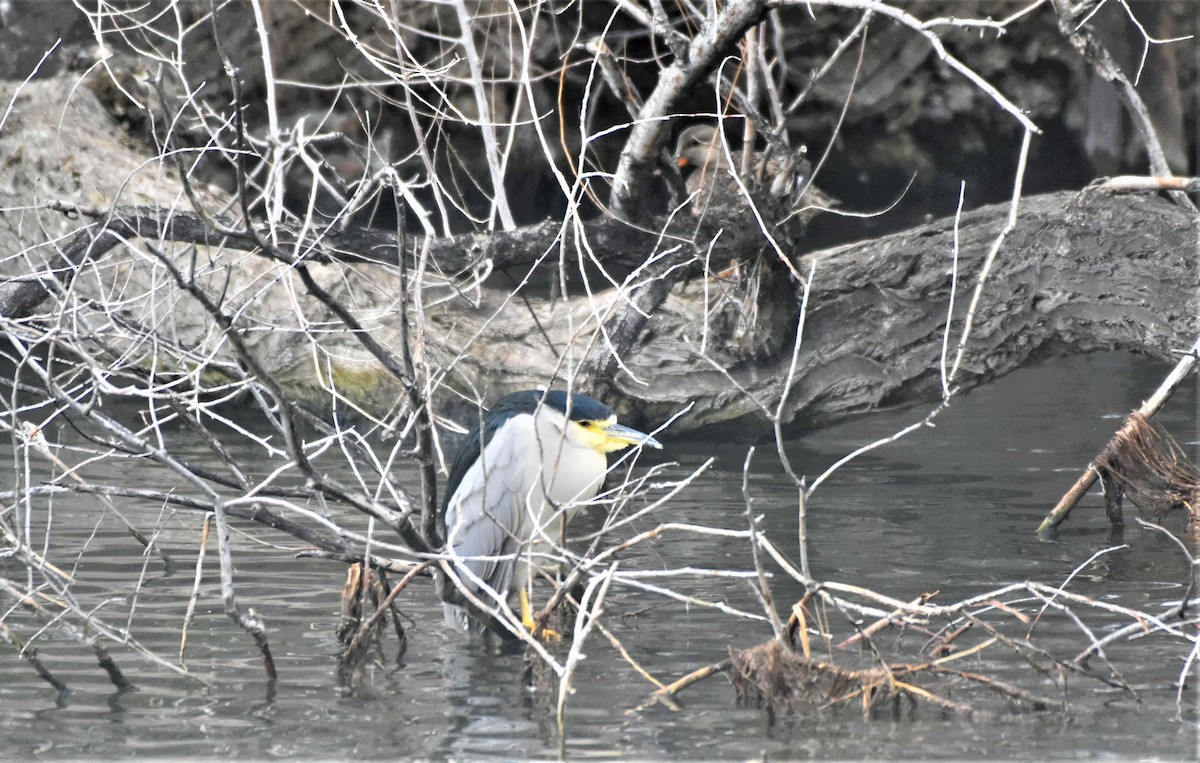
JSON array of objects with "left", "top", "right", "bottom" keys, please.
[{"left": 520, "top": 587, "right": 560, "bottom": 641}]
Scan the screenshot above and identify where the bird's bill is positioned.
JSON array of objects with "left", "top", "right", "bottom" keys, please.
[{"left": 601, "top": 421, "right": 662, "bottom": 451}]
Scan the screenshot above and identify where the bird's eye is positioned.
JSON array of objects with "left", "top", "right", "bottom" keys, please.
[{"left": 578, "top": 420, "right": 592, "bottom": 429}]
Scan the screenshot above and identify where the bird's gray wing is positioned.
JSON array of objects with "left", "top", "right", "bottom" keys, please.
[{"left": 442, "top": 437, "right": 529, "bottom": 609}]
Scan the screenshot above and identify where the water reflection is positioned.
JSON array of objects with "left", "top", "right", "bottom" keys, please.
[{"left": 437, "top": 648, "right": 544, "bottom": 759}]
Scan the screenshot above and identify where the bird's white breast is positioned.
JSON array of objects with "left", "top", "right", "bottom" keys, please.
[
  {"left": 459, "top": 412, "right": 606, "bottom": 532},
  {"left": 528, "top": 411, "right": 607, "bottom": 517}
]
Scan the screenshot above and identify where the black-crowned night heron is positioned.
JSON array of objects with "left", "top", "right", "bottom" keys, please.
[{"left": 439, "top": 389, "right": 661, "bottom": 637}]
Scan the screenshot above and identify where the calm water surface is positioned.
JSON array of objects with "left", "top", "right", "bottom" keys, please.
[{"left": 0, "top": 352, "right": 1196, "bottom": 759}]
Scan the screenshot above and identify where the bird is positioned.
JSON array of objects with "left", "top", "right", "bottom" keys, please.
[
  {"left": 439, "top": 389, "right": 661, "bottom": 638},
  {"left": 673, "top": 123, "right": 838, "bottom": 219}
]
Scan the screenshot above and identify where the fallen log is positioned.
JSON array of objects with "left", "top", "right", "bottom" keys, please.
[{"left": 0, "top": 78, "right": 1195, "bottom": 436}]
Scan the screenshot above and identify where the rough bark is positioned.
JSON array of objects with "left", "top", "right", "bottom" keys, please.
[{"left": 436, "top": 189, "right": 1198, "bottom": 434}]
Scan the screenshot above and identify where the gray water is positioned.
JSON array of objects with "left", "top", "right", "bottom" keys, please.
[{"left": 0, "top": 352, "right": 1196, "bottom": 759}]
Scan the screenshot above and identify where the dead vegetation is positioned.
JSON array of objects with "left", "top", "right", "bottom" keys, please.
[{"left": 1096, "top": 412, "right": 1200, "bottom": 531}]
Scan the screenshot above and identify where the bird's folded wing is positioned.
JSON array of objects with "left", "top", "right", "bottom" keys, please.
[{"left": 443, "top": 461, "right": 527, "bottom": 606}]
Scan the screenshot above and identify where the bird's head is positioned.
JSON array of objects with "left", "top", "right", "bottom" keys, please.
[
  {"left": 540, "top": 390, "right": 662, "bottom": 454},
  {"left": 674, "top": 124, "right": 725, "bottom": 171}
]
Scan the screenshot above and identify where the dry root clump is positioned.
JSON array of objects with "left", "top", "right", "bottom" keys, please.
[
  {"left": 1096, "top": 412, "right": 1200, "bottom": 531},
  {"left": 728, "top": 638, "right": 1059, "bottom": 720},
  {"left": 336, "top": 563, "right": 416, "bottom": 687},
  {"left": 729, "top": 641, "right": 881, "bottom": 718}
]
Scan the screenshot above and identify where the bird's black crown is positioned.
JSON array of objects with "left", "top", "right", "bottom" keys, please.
[{"left": 493, "top": 389, "right": 613, "bottom": 423}]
